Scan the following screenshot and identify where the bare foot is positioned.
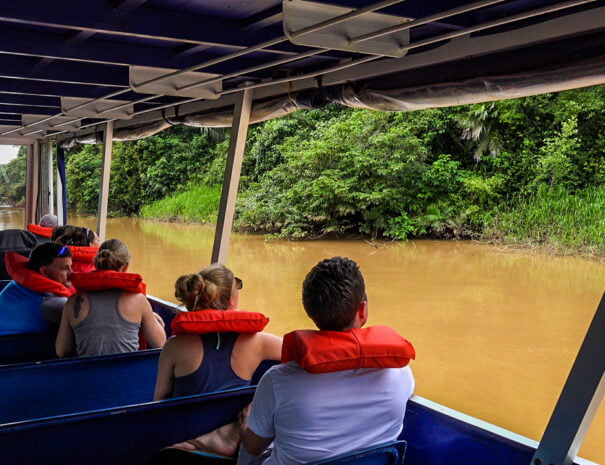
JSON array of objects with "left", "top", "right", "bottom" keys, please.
[
  {"left": 171, "top": 441, "right": 197, "bottom": 451},
  {"left": 172, "top": 422, "right": 240, "bottom": 457}
]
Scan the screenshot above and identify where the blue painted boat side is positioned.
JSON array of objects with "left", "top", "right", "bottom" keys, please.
[{"left": 401, "top": 396, "right": 598, "bottom": 465}]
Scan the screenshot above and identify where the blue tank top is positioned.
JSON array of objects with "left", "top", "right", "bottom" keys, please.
[
  {"left": 172, "top": 332, "right": 250, "bottom": 397},
  {"left": 0, "top": 281, "right": 47, "bottom": 336}
]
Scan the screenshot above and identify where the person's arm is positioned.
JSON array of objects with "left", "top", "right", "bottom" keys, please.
[
  {"left": 239, "top": 369, "right": 277, "bottom": 455},
  {"left": 240, "top": 427, "right": 274, "bottom": 456},
  {"left": 138, "top": 296, "right": 166, "bottom": 349},
  {"left": 153, "top": 337, "right": 177, "bottom": 400},
  {"left": 55, "top": 296, "right": 75, "bottom": 357},
  {"left": 260, "top": 333, "right": 283, "bottom": 361}
]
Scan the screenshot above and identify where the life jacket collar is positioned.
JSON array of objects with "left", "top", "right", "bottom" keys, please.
[
  {"left": 171, "top": 309, "right": 269, "bottom": 335},
  {"left": 67, "top": 246, "right": 98, "bottom": 273},
  {"left": 67, "top": 245, "right": 98, "bottom": 262},
  {"left": 281, "top": 325, "right": 415, "bottom": 374},
  {"left": 70, "top": 270, "right": 147, "bottom": 294},
  {"left": 26, "top": 224, "right": 53, "bottom": 238},
  {"left": 4, "top": 251, "right": 72, "bottom": 298}
]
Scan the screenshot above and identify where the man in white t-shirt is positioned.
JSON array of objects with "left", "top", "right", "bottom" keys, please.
[{"left": 238, "top": 257, "right": 415, "bottom": 465}]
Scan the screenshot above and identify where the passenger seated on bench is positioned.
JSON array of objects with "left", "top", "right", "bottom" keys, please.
[
  {"left": 52, "top": 225, "right": 100, "bottom": 273},
  {"left": 153, "top": 264, "right": 282, "bottom": 400},
  {"left": 27, "top": 214, "right": 58, "bottom": 244},
  {"left": 0, "top": 242, "right": 73, "bottom": 336},
  {"left": 166, "top": 257, "right": 415, "bottom": 464},
  {"left": 55, "top": 239, "right": 166, "bottom": 357},
  {"left": 52, "top": 225, "right": 100, "bottom": 248}
]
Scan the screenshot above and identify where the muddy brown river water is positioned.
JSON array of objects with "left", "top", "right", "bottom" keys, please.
[{"left": 2, "top": 208, "right": 603, "bottom": 463}]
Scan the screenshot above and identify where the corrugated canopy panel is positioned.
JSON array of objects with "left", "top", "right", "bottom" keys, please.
[{"left": 0, "top": 0, "right": 603, "bottom": 144}]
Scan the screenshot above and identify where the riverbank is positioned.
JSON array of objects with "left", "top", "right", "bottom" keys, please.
[{"left": 137, "top": 181, "right": 605, "bottom": 259}]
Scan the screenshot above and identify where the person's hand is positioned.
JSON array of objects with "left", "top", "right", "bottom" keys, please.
[{"left": 238, "top": 403, "right": 253, "bottom": 430}]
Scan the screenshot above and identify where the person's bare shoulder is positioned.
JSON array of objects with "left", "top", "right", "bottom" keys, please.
[
  {"left": 236, "top": 332, "right": 282, "bottom": 361},
  {"left": 120, "top": 291, "right": 149, "bottom": 304},
  {"left": 165, "top": 333, "right": 201, "bottom": 351}
]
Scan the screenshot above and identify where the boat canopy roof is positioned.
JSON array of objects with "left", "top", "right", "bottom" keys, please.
[{"left": 0, "top": 0, "right": 604, "bottom": 146}]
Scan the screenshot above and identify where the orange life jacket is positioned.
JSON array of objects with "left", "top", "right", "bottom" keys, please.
[
  {"left": 67, "top": 246, "right": 98, "bottom": 273},
  {"left": 4, "top": 251, "right": 72, "bottom": 297},
  {"left": 70, "top": 270, "right": 147, "bottom": 294},
  {"left": 281, "top": 325, "right": 416, "bottom": 374},
  {"left": 171, "top": 309, "right": 269, "bottom": 335},
  {"left": 26, "top": 224, "right": 53, "bottom": 238}
]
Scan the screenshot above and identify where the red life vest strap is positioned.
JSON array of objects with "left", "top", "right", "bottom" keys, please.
[
  {"left": 26, "top": 224, "right": 53, "bottom": 238},
  {"left": 70, "top": 270, "right": 147, "bottom": 294},
  {"left": 281, "top": 326, "right": 416, "bottom": 374},
  {"left": 171, "top": 309, "right": 269, "bottom": 335},
  {"left": 4, "top": 251, "right": 72, "bottom": 298}
]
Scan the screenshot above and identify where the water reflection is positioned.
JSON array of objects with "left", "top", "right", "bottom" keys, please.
[{"left": 2, "top": 210, "right": 603, "bottom": 462}]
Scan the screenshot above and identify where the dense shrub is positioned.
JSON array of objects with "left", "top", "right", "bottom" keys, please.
[{"left": 4, "top": 85, "right": 605, "bottom": 255}]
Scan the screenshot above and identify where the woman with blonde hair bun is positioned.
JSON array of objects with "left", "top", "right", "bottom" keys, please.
[
  {"left": 154, "top": 264, "right": 282, "bottom": 400},
  {"left": 55, "top": 239, "right": 166, "bottom": 357}
]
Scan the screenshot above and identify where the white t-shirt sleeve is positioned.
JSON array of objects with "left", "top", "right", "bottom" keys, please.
[{"left": 247, "top": 370, "right": 277, "bottom": 439}]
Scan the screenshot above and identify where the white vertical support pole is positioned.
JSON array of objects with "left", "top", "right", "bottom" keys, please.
[
  {"left": 96, "top": 121, "right": 114, "bottom": 243},
  {"left": 24, "top": 144, "right": 34, "bottom": 228},
  {"left": 33, "top": 141, "right": 40, "bottom": 223},
  {"left": 211, "top": 87, "right": 253, "bottom": 265},
  {"left": 56, "top": 156, "right": 64, "bottom": 226},
  {"left": 24, "top": 141, "right": 40, "bottom": 227},
  {"left": 47, "top": 141, "right": 54, "bottom": 216},
  {"left": 532, "top": 293, "right": 605, "bottom": 465}
]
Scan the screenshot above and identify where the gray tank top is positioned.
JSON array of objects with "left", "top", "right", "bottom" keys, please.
[{"left": 73, "top": 289, "right": 141, "bottom": 356}]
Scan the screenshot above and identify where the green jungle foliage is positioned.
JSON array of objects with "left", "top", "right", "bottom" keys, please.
[
  {"left": 65, "top": 126, "right": 220, "bottom": 215},
  {"left": 140, "top": 184, "right": 221, "bottom": 223},
  {"left": 0, "top": 146, "right": 27, "bottom": 206},
  {"left": 486, "top": 185, "right": 605, "bottom": 255},
  {"left": 2, "top": 85, "right": 605, "bottom": 254}
]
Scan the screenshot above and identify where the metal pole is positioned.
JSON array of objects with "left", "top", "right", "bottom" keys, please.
[
  {"left": 211, "top": 87, "right": 253, "bottom": 265},
  {"left": 56, "top": 145, "right": 68, "bottom": 225},
  {"left": 24, "top": 144, "right": 34, "bottom": 228},
  {"left": 47, "top": 142, "right": 54, "bottom": 216},
  {"left": 57, "top": 160, "right": 64, "bottom": 224},
  {"left": 96, "top": 121, "right": 114, "bottom": 243},
  {"left": 25, "top": 141, "right": 40, "bottom": 226},
  {"left": 532, "top": 293, "right": 605, "bottom": 465}
]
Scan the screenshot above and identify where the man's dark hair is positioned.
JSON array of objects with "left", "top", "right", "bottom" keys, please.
[
  {"left": 28, "top": 242, "right": 71, "bottom": 271},
  {"left": 302, "top": 257, "right": 366, "bottom": 331}
]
